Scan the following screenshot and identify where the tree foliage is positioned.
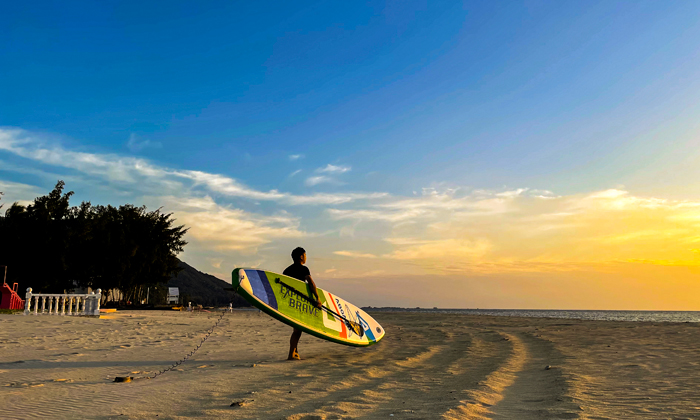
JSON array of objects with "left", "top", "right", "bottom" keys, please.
[{"left": 0, "top": 181, "right": 188, "bottom": 302}]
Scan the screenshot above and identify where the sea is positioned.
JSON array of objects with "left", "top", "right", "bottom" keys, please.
[{"left": 365, "top": 307, "right": 700, "bottom": 323}]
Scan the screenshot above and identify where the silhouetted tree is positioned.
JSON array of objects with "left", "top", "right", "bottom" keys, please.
[
  {"left": 0, "top": 181, "right": 188, "bottom": 299},
  {"left": 0, "top": 181, "right": 74, "bottom": 291}
]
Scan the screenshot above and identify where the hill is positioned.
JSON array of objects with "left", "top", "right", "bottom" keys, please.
[{"left": 167, "top": 261, "right": 250, "bottom": 307}]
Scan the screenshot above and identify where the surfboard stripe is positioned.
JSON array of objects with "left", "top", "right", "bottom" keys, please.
[
  {"left": 247, "top": 270, "right": 271, "bottom": 307},
  {"left": 357, "top": 312, "right": 376, "bottom": 342},
  {"left": 257, "top": 270, "right": 278, "bottom": 310},
  {"left": 327, "top": 292, "right": 347, "bottom": 339}
]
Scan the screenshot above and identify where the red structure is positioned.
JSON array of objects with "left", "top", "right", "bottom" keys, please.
[{"left": 0, "top": 266, "right": 25, "bottom": 310}]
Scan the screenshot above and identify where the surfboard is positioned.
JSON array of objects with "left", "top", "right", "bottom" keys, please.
[{"left": 233, "top": 268, "right": 385, "bottom": 347}]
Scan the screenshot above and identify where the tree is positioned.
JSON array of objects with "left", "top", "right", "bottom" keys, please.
[
  {"left": 0, "top": 181, "right": 74, "bottom": 291},
  {"left": 0, "top": 181, "right": 188, "bottom": 299}
]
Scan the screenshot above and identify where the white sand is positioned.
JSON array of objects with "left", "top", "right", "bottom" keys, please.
[{"left": 2, "top": 310, "right": 700, "bottom": 419}]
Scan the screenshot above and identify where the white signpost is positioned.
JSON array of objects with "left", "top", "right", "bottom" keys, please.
[{"left": 167, "top": 287, "right": 179, "bottom": 304}]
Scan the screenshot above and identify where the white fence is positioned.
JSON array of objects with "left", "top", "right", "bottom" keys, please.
[{"left": 24, "top": 288, "right": 102, "bottom": 316}]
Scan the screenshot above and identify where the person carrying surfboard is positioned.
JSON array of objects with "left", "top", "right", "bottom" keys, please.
[{"left": 283, "top": 247, "right": 322, "bottom": 360}]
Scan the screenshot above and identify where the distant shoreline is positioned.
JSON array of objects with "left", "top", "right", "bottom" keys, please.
[{"left": 364, "top": 307, "right": 700, "bottom": 322}]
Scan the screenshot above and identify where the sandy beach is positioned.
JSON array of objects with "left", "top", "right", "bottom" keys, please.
[{"left": 2, "top": 310, "right": 700, "bottom": 419}]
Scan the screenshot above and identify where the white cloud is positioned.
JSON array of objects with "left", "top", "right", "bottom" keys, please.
[
  {"left": 285, "top": 191, "right": 388, "bottom": 205},
  {"left": 126, "top": 133, "right": 162, "bottom": 152},
  {"left": 289, "top": 169, "right": 302, "bottom": 177},
  {"left": 317, "top": 164, "right": 351, "bottom": 174},
  {"left": 0, "top": 128, "right": 387, "bottom": 206},
  {"left": 334, "top": 250, "right": 379, "bottom": 258},
  {"left": 0, "top": 179, "right": 43, "bottom": 207},
  {"left": 328, "top": 208, "right": 427, "bottom": 223},
  {"left": 495, "top": 188, "right": 528, "bottom": 198},
  {"left": 206, "top": 258, "right": 223, "bottom": 269},
  {"left": 289, "top": 154, "right": 305, "bottom": 161},
  {"left": 152, "top": 196, "right": 305, "bottom": 252},
  {"left": 304, "top": 163, "right": 352, "bottom": 187},
  {"left": 305, "top": 175, "right": 335, "bottom": 186},
  {"left": 384, "top": 237, "right": 492, "bottom": 261}
]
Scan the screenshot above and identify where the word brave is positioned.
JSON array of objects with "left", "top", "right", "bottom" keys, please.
[
  {"left": 288, "top": 297, "right": 319, "bottom": 316},
  {"left": 280, "top": 284, "right": 320, "bottom": 316}
]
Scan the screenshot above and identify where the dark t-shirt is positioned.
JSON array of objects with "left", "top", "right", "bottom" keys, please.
[{"left": 283, "top": 263, "right": 310, "bottom": 282}]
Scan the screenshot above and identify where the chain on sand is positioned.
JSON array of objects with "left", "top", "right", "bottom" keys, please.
[{"left": 130, "top": 310, "right": 227, "bottom": 381}]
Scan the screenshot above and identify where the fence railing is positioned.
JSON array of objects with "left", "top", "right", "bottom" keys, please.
[{"left": 24, "top": 288, "right": 102, "bottom": 316}]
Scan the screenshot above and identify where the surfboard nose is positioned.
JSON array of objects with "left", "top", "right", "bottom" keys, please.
[{"left": 233, "top": 268, "right": 247, "bottom": 284}]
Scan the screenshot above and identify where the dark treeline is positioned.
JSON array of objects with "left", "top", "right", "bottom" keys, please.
[{"left": 0, "top": 181, "right": 187, "bottom": 304}]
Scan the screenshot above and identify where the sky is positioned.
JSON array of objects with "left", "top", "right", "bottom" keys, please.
[{"left": 2, "top": 1, "right": 700, "bottom": 310}]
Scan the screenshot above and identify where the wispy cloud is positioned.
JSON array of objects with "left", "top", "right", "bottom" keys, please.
[
  {"left": 305, "top": 175, "right": 335, "bottom": 186},
  {"left": 322, "top": 185, "right": 700, "bottom": 277},
  {"left": 334, "top": 250, "right": 379, "bottom": 258},
  {"left": 0, "top": 179, "right": 44, "bottom": 207},
  {"left": 151, "top": 195, "right": 305, "bottom": 253},
  {"left": 317, "top": 164, "right": 351, "bottom": 174},
  {"left": 328, "top": 208, "right": 427, "bottom": 223},
  {"left": 0, "top": 128, "right": 386, "bottom": 206},
  {"left": 126, "top": 133, "right": 162, "bottom": 152},
  {"left": 289, "top": 169, "right": 302, "bottom": 177},
  {"left": 289, "top": 154, "right": 305, "bottom": 161},
  {"left": 304, "top": 163, "right": 352, "bottom": 187},
  {"left": 206, "top": 258, "right": 223, "bottom": 268}
]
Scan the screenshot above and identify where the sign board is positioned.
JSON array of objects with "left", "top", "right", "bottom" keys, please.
[{"left": 167, "top": 287, "right": 179, "bottom": 304}]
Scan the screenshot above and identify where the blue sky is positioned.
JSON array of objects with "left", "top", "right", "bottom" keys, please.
[{"left": 3, "top": 1, "right": 700, "bottom": 309}]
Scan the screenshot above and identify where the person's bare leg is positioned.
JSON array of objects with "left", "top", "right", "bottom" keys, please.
[{"left": 288, "top": 329, "right": 302, "bottom": 360}]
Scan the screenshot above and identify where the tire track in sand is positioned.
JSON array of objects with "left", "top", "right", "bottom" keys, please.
[
  {"left": 443, "top": 333, "right": 527, "bottom": 420},
  {"left": 279, "top": 325, "right": 514, "bottom": 419},
  {"left": 444, "top": 331, "right": 581, "bottom": 420},
  {"left": 490, "top": 332, "right": 581, "bottom": 419}
]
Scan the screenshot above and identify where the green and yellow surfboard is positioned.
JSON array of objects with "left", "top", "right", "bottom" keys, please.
[{"left": 233, "top": 268, "right": 385, "bottom": 347}]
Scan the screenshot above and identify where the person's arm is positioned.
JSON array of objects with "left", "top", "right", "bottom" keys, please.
[{"left": 305, "top": 275, "right": 323, "bottom": 308}]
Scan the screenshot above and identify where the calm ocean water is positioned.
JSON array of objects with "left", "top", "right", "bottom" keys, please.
[{"left": 366, "top": 308, "right": 700, "bottom": 323}]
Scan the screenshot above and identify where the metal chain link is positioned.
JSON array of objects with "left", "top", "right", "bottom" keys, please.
[{"left": 129, "top": 310, "right": 227, "bottom": 381}]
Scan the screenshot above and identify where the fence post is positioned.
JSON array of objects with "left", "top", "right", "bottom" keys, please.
[
  {"left": 24, "top": 288, "right": 32, "bottom": 315},
  {"left": 94, "top": 289, "right": 102, "bottom": 316}
]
